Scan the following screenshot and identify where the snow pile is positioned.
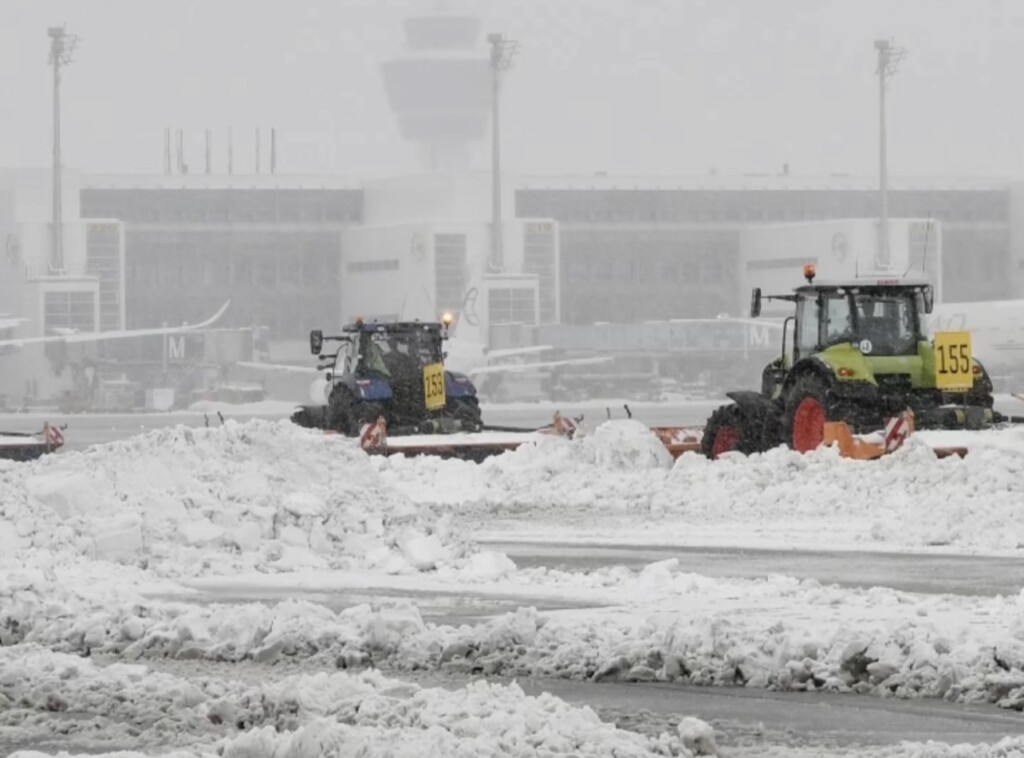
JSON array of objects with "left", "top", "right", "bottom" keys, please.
[
  {"left": 7, "top": 417, "right": 1024, "bottom": 755},
  {"left": 2, "top": 645, "right": 707, "bottom": 758},
  {"left": 505, "top": 419, "right": 675, "bottom": 471},
  {"left": 380, "top": 426, "right": 1024, "bottom": 551},
  {"left": 0, "top": 420, "right": 473, "bottom": 577},
  {"left": 9, "top": 555, "right": 1024, "bottom": 711}
]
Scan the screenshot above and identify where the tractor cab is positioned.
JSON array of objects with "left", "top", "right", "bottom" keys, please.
[
  {"left": 753, "top": 265, "right": 937, "bottom": 399},
  {"left": 791, "top": 279, "right": 933, "bottom": 362},
  {"left": 336, "top": 322, "right": 446, "bottom": 382}
]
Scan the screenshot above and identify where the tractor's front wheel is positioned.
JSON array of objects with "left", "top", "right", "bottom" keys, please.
[
  {"left": 326, "top": 388, "right": 356, "bottom": 435},
  {"left": 447, "top": 396, "right": 483, "bottom": 431},
  {"left": 785, "top": 375, "right": 829, "bottom": 453},
  {"left": 328, "top": 389, "right": 385, "bottom": 437},
  {"left": 702, "top": 403, "right": 775, "bottom": 459}
]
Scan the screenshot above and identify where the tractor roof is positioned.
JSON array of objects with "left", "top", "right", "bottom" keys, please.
[
  {"left": 342, "top": 320, "right": 445, "bottom": 334},
  {"left": 793, "top": 277, "right": 932, "bottom": 294}
]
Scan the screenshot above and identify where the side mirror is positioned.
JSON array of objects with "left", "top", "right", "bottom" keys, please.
[
  {"left": 310, "top": 330, "right": 323, "bottom": 355},
  {"left": 750, "top": 288, "right": 762, "bottom": 318},
  {"left": 922, "top": 286, "right": 934, "bottom": 315}
]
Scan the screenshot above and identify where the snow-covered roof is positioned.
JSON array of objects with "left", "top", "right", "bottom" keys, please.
[
  {"left": 515, "top": 173, "right": 1013, "bottom": 192},
  {"left": 81, "top": 173, "right": 363, "bottom": 191}
]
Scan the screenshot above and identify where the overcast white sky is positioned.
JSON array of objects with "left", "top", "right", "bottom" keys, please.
[{"left": 3, "top": 0, "right": 1024, "bottom": 179}]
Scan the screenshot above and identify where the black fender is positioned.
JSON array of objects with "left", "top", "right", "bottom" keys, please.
[
  {"left": 967, "top": 357, "right": 995, "bottom": 400},
  {"left": 444, "top": 370, "right": 478, "bottom": 398},
  {"left": 725, "top": 390, "right": 778, "bottom": 415},
  {"left": 718, "top": 391, "right": 785, "bottom": 451},
  {"left": 780, "top": 357, "right": 836, "bottom": 398}
]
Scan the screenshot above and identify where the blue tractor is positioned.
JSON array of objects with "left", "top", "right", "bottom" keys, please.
[{"left": 290, "top": 318, "right": 483, "bottom": 435}]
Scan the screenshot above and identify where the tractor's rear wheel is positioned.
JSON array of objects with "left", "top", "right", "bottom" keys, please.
[
  {"left": 702, "top": 404, "right": 775, "bottom": 459},
  {"left": 327, "top": 389, "right": 385, "bottom": 437},
  {"left": 785, "top": 375, "right": 829, "bottom": 453}
]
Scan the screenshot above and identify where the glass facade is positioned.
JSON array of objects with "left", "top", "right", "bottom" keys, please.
[
  {"left": 434, "top": 233, "right": 467, "bottom": 314},
  {"left": 489, "top": 287, "right": 536, "bottom": 326},
  {"left": 81, "top": 188, "right": 362, "bottom": 224},
  {"left": 81, "top": 187, "right": 361, "bottom": 338},
  {"left": 85, "top": 222, "right": 122, "bottom": 331},
  {"left": 522, "top": 221, "right": 558, "bottom": 324},
  {"left": 78, "top": 182, "right": 1013, "bottom": 343},
  {"left": 44, "top": 290, "right": 95, "bottom": 331},
  {"left": 517, "top": 187, "right": 1013, "bottom": 321},
  {"left": 558, "top": 226, "right": 739, "bottom": 322}
]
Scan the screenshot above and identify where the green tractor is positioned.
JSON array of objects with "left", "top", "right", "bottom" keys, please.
[{"left": 702, "top": 265, "right": 1001, "bottom": 458}]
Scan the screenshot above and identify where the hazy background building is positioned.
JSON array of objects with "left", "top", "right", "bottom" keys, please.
[{"left": 4, "top": 2, "right": 1024, "bottom": 405}]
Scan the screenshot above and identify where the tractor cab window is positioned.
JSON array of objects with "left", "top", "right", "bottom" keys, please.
[
  {"left": 373, "top": 331, "right": 444, "bottom": 380},
  {"left": 851, "top": 291, "right": 920, "bottom": 355},
  {"left": 338, "top": 338, "right": 360, "bottom": 375},
  {"left": 794, "top": 296, "right": 821, "bottom": 360},
  {"left": 824, "top": 292, "right": 855, "bottom": 346},
  {"left": 406, "top": 333, "right": 443, "bottom": 366},
  {"left": 356, "top": 333, "right": 391, "bottom": 377}
]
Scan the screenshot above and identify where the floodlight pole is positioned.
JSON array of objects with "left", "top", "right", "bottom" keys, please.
[
  {"left": 874, "top": 38, "right": 905, "bottom": 269},
  {"left": 488, "top": 33, "right": 517, "bottom": 273},
  {"left": 48, "top": 25, "right": 77, "bottom": 274}
]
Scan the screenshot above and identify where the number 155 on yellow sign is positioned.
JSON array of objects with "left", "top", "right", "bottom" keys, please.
[
  {"left": 933, "top": 331, "right": 974, "bottom": 391},
  {"left": 423, "top": 362, "right": 447, "bottom": 410}
]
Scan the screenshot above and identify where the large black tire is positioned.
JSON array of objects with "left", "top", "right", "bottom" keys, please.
[
  {"left": 784, "top": 374, "right": 830, "bottom": 453},
  {"left": 326, "top": 389, "right": 385, "bottom": 437},
  {"left": 354, "top": 402, "right": 387, "bottom": 436},
  {"left": 290, "top": 405, "right": 325, "bottom": 429},
  {"left": 965, "top": 362, "right": 996, "bottom": 409},
  {"left": 326, "top": 388, "right": 356, "bottom": 435},
  {"left": 447, "top": 396, "right": 483, "bottom": 432},
  {"left": 701, "top": 403, "right": 776, "bottom": 459}
]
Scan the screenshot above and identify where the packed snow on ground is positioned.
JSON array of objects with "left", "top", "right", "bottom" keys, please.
[
  {"left": 187, "top": 398, "right": 303, "bottom": 416},
  {"left": 4, "top": 418, "right": 1024, "bottom": 756}
]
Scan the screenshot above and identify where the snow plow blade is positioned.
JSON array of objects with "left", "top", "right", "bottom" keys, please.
[
  {"left": 325, "top": 407, "right": 972, "bottom": 464},
  {"left": 0, "top": 422, "right": 65, "bottom": 461},
  {"left": 351, "top": 412, "right": 581, "bottom": 462},
  {"left": 652, "top": 410, "right": 970, "bottom": 461},
  {"left": 649, "top": 426, "right": 704, "bottom": 459},
  {"left": 822, "top": 411, "right": 968, "bottom": 459}
]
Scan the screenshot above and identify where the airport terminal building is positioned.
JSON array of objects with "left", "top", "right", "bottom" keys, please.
[
  {"left": 5, "top": 10, "right": 1024, "bottom": 403},
  {"left": 77, "top": 170, "right": 1020, "bottom": 329},
  {"left": 2, "top": 163, "right": 1021, "bottom": 405}
]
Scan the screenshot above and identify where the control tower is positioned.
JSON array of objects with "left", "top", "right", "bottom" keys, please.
[{"left": 380, "top": 12, "right": 490, "bottom": 170}]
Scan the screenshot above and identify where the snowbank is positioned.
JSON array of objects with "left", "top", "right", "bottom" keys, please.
[
  {"left": 381, "top": 425, "right": 1024, "bottom": 552},
  {"left": 2, "top": 645, "right": 705, "bottom": 758},
  {"left": 7, "top": 554, "right": 1024, "bottom": 712},
  {"left": 0, "top": 420, "right": 474, "bottom": 577},
  {"left": 7, "top": 417, "right": 1024, "bottom": 755}
]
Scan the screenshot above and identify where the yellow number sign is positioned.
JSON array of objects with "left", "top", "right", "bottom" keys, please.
[
  {"left": 933, "top": 331, "right": 974, "bottom": 392},
  {"left": 422, "top": 361, "right": 447, "bottom": 410}
]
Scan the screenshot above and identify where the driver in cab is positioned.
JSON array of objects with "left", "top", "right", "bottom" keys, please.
[{"left": 358, "top": 334, "right": 391, "bottom": 378}]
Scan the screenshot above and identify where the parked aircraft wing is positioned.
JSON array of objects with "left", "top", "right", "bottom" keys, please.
[
  {"left": 235, "top": 361, "right": 319, "bottom": 375},
  {"left": 709, "top": 315, "right": 786, "bottom": 330},
  {"left": 483, "top": 345, "right": 554, "bottom": 360},
  {"left": 0, "top": 316, "right": 28, "bottom": 332},
  {"left": 0, "top": 301, "right": 231, "bottom": 348},
  {"left": 466, "top": 356, "right": 614, "bottom": 378}
]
